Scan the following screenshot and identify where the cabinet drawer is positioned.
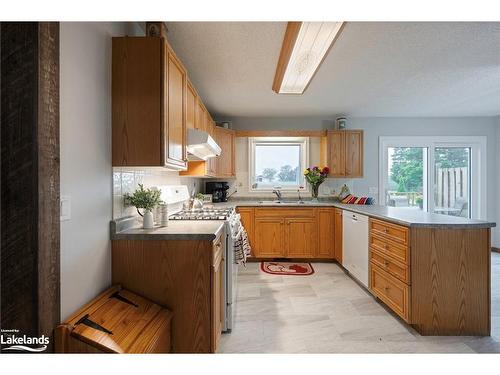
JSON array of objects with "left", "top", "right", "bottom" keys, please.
[
  {"left": 370, "top": 264, "right": 410, "bottom": 322},
  {"left": 254, "top": 208, "right": 315, "bottom": 218},
  {"left": 370, "top": 234, "right": 409, "bottom": 265},
  {"left": 370, "top": 249, "right": 409, "bottom": 284},
  {"left": 370, "top": 219, "right": 409, "bottom": 246}
]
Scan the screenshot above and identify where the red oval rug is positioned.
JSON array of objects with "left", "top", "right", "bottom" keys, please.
[{"left": 260, "top": 262, "right": 314, "bottom": 276}]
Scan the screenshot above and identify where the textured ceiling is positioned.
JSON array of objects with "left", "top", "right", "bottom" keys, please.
[{"left": 165, "top": 22, "right": 500, "bottom": 118}]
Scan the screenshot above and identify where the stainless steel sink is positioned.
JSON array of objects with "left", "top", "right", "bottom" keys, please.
[{"left": 258, "top": 200, "right": 307, "bottom": 205}]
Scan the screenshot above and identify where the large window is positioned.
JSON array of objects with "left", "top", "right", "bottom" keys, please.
[
  {"left": 380, "top": 137, "right": 486, "bottom": 220},
  {"left": 249, "top": 137, "right": 309, "bottom": 191}
]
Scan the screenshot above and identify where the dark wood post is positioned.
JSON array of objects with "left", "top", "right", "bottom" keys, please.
[{"left": 1, "top": 22, "right": 60, "bottom": 353}]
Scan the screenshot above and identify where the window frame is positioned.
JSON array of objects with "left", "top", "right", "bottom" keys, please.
[
  {"left": 379, "top": 136, "right": 487, "bottom": 220},
  {"left": 248, "top": 137, "right": 309, "bottom": 192}
]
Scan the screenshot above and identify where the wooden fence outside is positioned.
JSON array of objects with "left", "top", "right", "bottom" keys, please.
[{"left": 435, "top": 167, "right": 469, "bottom": 208}]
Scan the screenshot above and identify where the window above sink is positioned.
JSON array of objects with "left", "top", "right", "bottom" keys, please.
[{"left": 248, "top": 137, "right": 309, "bottom": 192}]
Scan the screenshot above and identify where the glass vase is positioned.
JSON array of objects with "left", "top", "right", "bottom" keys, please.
[{"left": 311, "top": 184, "right": 320, "bottom": 201}]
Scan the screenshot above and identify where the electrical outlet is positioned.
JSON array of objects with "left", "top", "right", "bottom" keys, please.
[{"left": 60, "top": 195, "right": 71, "bottom": 221}]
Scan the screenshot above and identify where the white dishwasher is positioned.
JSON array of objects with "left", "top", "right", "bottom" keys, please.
[{"left": 342, "top": 210, "right": 369, "bottom": 287}]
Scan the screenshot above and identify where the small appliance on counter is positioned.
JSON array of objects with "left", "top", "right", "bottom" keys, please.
[{"left": 205, "top": 182, "right": 230, "bottom": 203}]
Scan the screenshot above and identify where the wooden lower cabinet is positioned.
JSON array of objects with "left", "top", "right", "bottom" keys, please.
[
  {"left": 317, "top": 208, "right": 335, "bottom": 258},
  {"left": 242, "top": 207, "right": 339, "bottom": 260},
  {"left": 236, "top": 207, "right": 254, "bottom": 247},
  {"left": 370, "top": 263, "right": 410, "bottom": 322},
  {"left": 112, "top": 233, "right": 225, "bottom": 353},
  {"left": 254, "top": 217, "right": 285, "bottom": 257},
  {"left": 285, "top": 217, "right": 317, "bottom": 258},
  {"left": 334, "top": 208, "right": 343, "bottom": 263},
  {"left": 211, "top": 235, "right": 224, "bottom": 352},
  {"left": 368, "top": 217, "right": 491, "bottom": 336}
]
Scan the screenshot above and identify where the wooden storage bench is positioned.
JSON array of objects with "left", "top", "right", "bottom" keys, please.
[{"left": 55, "top": 285, "right": 173, "bottom": 353}]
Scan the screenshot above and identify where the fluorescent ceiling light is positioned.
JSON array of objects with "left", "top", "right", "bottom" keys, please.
[{"left": 273, "top": 22, "right": 344, "bottom": 95}]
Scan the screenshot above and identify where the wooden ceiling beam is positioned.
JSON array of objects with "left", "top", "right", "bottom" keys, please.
[{"left": 272, "top": 22, "right": 302, "bottom": 94}]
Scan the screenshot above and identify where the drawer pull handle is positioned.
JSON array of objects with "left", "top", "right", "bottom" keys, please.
[
  {"left": 385, "top": 245, "right": 389, "bottom": 250},
  {"left": 384, "top": 261, "right": 390, "bottom": 266},
  {"left": 384, "top": 229, "right": 389, "bottom": 233},
  {"left": 384, "top": 286, "right": 390, "bottom": 291}
]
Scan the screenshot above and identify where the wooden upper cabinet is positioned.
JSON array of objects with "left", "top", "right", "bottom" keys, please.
[
  {"left": 165, "top": 46, "right": 187, "bottom": 169},
  {"left": 215, "top": 127, "right": 236, "bottom": 178},
  {"left": 325, "top": 130, "right": 363, "bottom": 178},
  {"left": 344, "top": 130, "right": 363, "bottom": 177},
  {"left": 112, "top": 37, "right": 187, "bottom": 170},
  {"left": 327, "top": 131, "right": 345, "bottom": 176},
  {"left": 112, "top": 37, "right": 163, "bottom": 166},
  {"left": 195, "top": 100, "right": 206, "bottom": 132},
  {"left": 186, "top": 80, "right": 196, "bottom": 130}
]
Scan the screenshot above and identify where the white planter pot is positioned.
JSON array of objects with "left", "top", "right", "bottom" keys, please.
[{"left": 143, "top": 210, "right": 154, "bottom": 229}]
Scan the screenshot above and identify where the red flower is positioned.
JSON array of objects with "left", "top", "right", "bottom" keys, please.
[{"left": 322, "top": 166, "right": 330, "bottom": 174}]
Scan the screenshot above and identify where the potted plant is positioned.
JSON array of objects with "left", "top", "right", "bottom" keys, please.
[
  {"left": 124, "top": 184, "right": 162, "bottom": 229},
  {"left": 304, "top": 166, "right": 330, "bottom": 201}
]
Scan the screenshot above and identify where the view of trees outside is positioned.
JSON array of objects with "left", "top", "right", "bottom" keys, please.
[
  {"left": 387, "top": 147, "right": 425, "bottom": 209},
  {"left": 260, "top": 165, "right": 299, "bottom": 183},
  {"left": 389, "top": 148, "right": 424, "bottom": 193},
  {"left": 253, "top": 143, "right": 302, "bottom": 187},
  {"left": 387, "top": 146, "right": 470, "bottom": 215}
]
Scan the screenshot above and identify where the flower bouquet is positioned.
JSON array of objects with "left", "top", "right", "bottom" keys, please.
[{"left": 304, "top": 166, "right": 330, "bottom": 200}]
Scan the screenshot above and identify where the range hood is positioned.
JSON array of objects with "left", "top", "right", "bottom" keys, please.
[{"left": 186, "top": 128, "right": 222, "bottom": 161}]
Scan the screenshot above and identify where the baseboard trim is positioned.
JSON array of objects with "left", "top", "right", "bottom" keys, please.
[{"left": 492, "top": 247, "right": 500, "bottom": 253}]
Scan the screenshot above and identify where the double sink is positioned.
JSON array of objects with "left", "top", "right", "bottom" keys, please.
[{"left": 257, "top": 200, "right": 315, "bottom": 205}]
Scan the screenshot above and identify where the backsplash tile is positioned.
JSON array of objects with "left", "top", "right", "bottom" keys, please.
[{"left": 112, "top": 167, "right": 202, "bottom": 219}]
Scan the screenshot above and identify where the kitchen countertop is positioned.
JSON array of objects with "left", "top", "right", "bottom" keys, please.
[
  {"left": 111, "top": 216, "right": 225, "bottom": 241},
  {"left": 212, "top": 199, "right": 496, "bottom": 229}
]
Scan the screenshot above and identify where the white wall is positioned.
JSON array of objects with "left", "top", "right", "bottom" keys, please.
[
  {"left": 60, "top": 22, "right": 143, "bottom": 320},
  {"left": 229, "top": 116, "right": 499, "bottom": 246},
  {"left": 496, "top": 116, "right": 500, "bottom": 248}
]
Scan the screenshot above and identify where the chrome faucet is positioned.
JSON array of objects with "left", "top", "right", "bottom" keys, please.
[{"left": 272, "top": 187, "right": 282, "bottom": 201}]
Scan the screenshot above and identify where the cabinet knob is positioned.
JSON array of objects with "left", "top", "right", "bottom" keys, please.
[
  {"left": 384, "top": 261, "right": 389, "bottom": 267},
  {"left": 384, "top": 229, "right": 389, "bottom": 233}
]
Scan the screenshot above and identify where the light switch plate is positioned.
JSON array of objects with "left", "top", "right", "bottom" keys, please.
[{"left": 60, "top": 195, "right": 71, "bottom": 221}]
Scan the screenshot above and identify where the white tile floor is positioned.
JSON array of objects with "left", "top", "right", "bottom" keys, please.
[{"left": 220, "top": 253, "right": 500, "bottom": 353}]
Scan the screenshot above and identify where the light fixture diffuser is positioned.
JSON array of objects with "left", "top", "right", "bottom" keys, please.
[{"left": 273, "top": 22, "right": 344, "bottom": 95}]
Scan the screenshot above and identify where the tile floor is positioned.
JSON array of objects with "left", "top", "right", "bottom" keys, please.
[{"left": 219, "top": 253, "right": 500, "bottom": 353}]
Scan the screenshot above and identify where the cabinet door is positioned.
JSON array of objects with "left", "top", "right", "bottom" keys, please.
[
  {"left": 186, "top": 81, "right": 196, "bottom": 130},
  {"left": 237, "top": 207, "right": 254, "bottom": 250},
  {"left": 327, "top": 131, "right": 345, "bottom": 177},
  {"left": 317, "top": 208, "right": 335, "bottom": 258},
  {"left": 215, "top": 127, "right": 235, "bottom": 177},
  {"left": 195, "top": 100, "right": 206, "bottom": 132},
  {"left": 334, "top": 208, "right": 343, "bottom": 263},
  {"left": 345, "top": 131, "right": 363, "bottom": 177},
  {"left": 112, "top": 37, "right": 163, "bottom": 166},
  {"left": 165, "top": 47, "right": 187, "bottom": 169},
  {"left": 254, "top": 217, "right": 284, "bottom": 258},
  {"left": 211, "top": 238, "right": 224, "bottom": 352},
  {"left": 285, "top": 217, "right": 317, "bottom": 258}
]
